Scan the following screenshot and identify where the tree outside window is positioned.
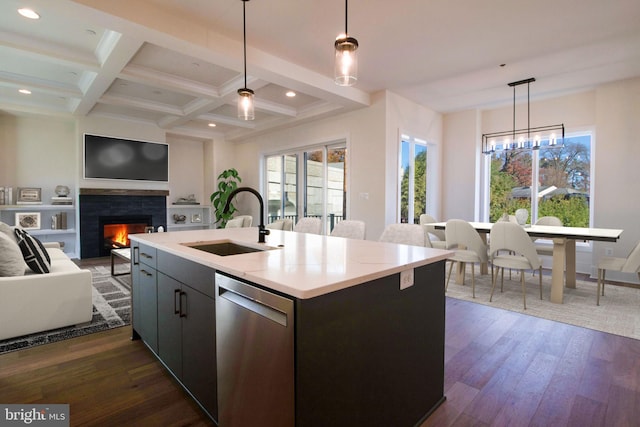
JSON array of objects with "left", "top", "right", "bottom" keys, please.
[
  {"left": 400, "top": 138, "right": 427, "bottom": 223},
  {"left": 488, "top": 133, "right": 591, "bottom": 227}
]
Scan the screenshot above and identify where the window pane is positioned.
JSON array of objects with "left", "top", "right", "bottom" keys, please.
[
  {"left": 266, "top": 155, "right": 282, "bottom": 222},
  {"left": 400, "top": 140, "right": 410, "bottom": 222},
  {"left": 489, "top": 150, "right": 532, "bottom": 222},
  {"left": 326, "top": 147, "right": 346, "bottom": 231},
  {"left": 266, "top": 154, "right": 297, "bottom": 223},
  {"left": 283, "top": 155, "right": 297, "bottom": 222},
  {"left": 538, "top": 136, "right": 591, "bottom": 227},
  {"left": 413, "top": 145, "right": 427, "bottom": 223},
  {"left": 305, "top": 149, "right": 324, "bottom": 219}
]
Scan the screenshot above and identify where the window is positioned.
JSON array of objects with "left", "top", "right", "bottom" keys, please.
[
  {"left": 399, "top": 135, "right": 428, "bottom": 223},
  {"left": 264, "top": 141, "right": 347, "bottom": 233},
  {"left": 486, "top": 131, "right": 592, "bottom": 226},
  {"left": 265, "top": 154, "right": 298, "bottom": 222}
]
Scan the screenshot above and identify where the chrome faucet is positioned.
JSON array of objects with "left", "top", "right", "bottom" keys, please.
[{"left": 223, "top": 187, "right": 270, "bottom": 243}]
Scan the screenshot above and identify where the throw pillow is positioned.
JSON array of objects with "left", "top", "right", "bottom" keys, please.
[
  {"left": 14, "top": 228, "right": 51, "bottom": 274},
  {"left": 0, "top": 232, "right": 26, "bottom": 277},
  {"left": 0, "top": 221, "right": 16, "bottom": 242}
]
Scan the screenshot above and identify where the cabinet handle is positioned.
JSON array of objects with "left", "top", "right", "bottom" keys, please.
[
  {"left": 179, "top": 291, "right": 187, "bottom": 318},
  {"left": 140, "top": 252, "right": 153, "bottom": 259},
  {"left": 140, "top": 269, "right": 153, "bottom": 277},
  {"left": 133, "top": 246, "right": 139, "bottom": 265},
  {"left": 174, "top": 289, "right": 180, "bottom": 315}
]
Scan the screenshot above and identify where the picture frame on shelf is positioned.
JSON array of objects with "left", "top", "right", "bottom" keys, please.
[
  {"left": 16, "top": 212, "right": 41, "bottom": 230},
  {"left": 17, "top": 187, "right": 42, "bottom": 204},
  {"left": 191, "top": 213, "right": 202, "bottom": 223}
]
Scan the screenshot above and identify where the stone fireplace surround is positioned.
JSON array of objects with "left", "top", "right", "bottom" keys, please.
[{"left": 79, "top": 188, "right": 168, "bottom": 259}]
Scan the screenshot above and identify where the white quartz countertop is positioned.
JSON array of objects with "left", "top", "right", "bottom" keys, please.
[{"left": 129, "top": 227, "right": 452, "bottom": 299}]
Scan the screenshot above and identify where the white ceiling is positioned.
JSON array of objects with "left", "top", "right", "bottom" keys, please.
[{"left": 1, "top": 0, "right": 639, "bottom": 141}]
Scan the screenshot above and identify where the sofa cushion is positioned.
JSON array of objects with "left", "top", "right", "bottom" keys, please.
[
  {"left": 0, "top": 232, "right": 26, "bottom": 277},
  {"left": 14, "top": 228, "right": 51, "bottom": 274}
]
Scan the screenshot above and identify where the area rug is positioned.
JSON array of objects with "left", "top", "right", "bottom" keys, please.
[
  {"left": 445, "top": 265, "right": 640, "bottom": 341},
  {"left": 0, "top": 265, "right": 131, "bottom": 354}
]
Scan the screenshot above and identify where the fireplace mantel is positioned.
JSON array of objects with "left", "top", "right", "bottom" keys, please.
[{"left": 79, "top": 188, "right": 170, "bottom": 197}]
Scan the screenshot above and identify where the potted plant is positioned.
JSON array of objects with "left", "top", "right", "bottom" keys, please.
[{"left": 210, "top": 168, "right": 242, "bottom": 228}]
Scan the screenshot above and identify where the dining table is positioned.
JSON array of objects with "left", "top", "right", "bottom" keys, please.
[{"left": 430, "top": 222, "right": 623, "bottom": 304}]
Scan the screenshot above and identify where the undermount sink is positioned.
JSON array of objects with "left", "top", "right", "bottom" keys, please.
[{"left": 182, "top": 240, "right": 276, "bottom": 256}]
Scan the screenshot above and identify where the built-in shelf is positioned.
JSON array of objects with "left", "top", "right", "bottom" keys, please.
[
  {"left": 0, "top": 204, "right": 77, "bottom": 256},
  {"left": 167, "top": 204, "right": 212, "bottom": 231}
]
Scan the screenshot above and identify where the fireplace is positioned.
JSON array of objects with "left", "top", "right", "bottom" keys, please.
[
  {"left": 99, "top": 215, "right": 152, "bottom": 256},
  {"left": 79, "top": 189, "right": 168, "bottom": 258}
]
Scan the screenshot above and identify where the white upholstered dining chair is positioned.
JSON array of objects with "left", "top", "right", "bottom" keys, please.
[
  {"left": 266, "top": 218, "right": 294, "bottom": 231},
  {"left": 489, "top": 221, "right": 542, "bottom": 309},
  {"left": 379, "top": 223, "right": 432, "bottom": 247},
  {"left": 419, "top": 214, "right": 446, "bottom": 249},
  {"left": 293, "top": 217, "right": 322, "bottom": 234},
  {"left": 596, "top": 240, "right": 640, "bottom": 305},
  {"left": 225, "top": 215, "right": 252, "bottom": 228},
  {"left": 532, "top": 216, "right": 563, "bottom": 256},
  {"left": 330, "top": 220, "right": 366, "bottom": 240},
  {"left": 444, "top": 219, "right": 488, "bottom": 298}
]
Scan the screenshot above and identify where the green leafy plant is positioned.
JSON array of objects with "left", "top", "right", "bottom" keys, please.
[{"left": 210, "top": 168, "right": 242, "bottom": 228}]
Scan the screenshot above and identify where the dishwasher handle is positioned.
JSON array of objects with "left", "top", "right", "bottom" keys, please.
[{"left": 218, "top": 286, "right": 288, "bottom": 327}]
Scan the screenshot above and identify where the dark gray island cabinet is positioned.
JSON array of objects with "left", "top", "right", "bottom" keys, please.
[{"left": 130, "top": 229, "right": 448, "bottom": 427}]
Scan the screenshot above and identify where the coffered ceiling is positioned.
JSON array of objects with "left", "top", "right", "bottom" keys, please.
[{"left": 1, "top": 0, "right": 639, "bottom": 141}]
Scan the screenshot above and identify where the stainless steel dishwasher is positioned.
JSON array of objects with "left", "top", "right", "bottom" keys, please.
[{"left": 215, "top": 272, "right": 295, "bottom": 427}]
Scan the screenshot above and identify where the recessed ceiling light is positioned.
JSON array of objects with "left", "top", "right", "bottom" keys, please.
[
  {"left": 18, "top": 8, "right": 40, "bottom": 19},
  {"left": 286, "top": 91, "right": 296, "bottom": 97},
  {"left": 208, "top": 123, "right": 217, "bottom": 127},
  {"left": 19, "top": 89, "right": 32, "bottom": 95}
]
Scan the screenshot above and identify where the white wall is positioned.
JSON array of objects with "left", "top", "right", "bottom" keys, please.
[{"left": 0, "top": 113, "right": 77, "bottom": 201}]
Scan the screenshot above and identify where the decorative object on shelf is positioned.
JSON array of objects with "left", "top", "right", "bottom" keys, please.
[
  {"left": 482, "top": 77, "right": 564, "bottom": 155},
  {"left": 191, "top": 213, "right": 202, "bottom": 223},
  {"left": 15, "top": 212, "right": 41, "bottom": 230},
  {"left": 16, "top": 187, "right": 42, "bottom": 205},
  {"left": 334, "top": 0, "right": 359, "bottom": 86},
  {"left": 51, "top": 196, "right": 72, "bottom": 205},
  {"left": 173, "top": 194, "right": 199, "bottom": 205},
  {"left": 0, "top": 186, "right": 8, "bottom": 205},
  {"left": 173, "top": 214, "right": 187, "bottom": 224},
  {"left": 211, "top": 168, "right": 242, "bottom": 228},
  {"left": 237, "top": 0, "right": 254, "bottom": 120},
  {"left": 55, "top": 185, "right": 70, "bottom": 197},
  {"left": 515, "top": 208, "right": 529, "bottom": 226}
]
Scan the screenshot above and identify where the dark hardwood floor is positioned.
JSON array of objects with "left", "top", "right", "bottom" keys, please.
[{"left": 1, "top": 259, "right": 639, "bottom": 426}]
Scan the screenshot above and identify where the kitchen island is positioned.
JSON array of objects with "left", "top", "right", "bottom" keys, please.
[{"left": 129, "top": 227, "right": 451, "bottom": 427}]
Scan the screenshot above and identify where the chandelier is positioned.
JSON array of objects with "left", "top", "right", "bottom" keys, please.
[{"left": 482, "top": 78, "right": 564, "bottom": 155}]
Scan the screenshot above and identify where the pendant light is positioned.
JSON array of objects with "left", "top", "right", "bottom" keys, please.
[
  {"left": 334, "top": 0, "right": 358, "bottom": 86},
  {"left": 238, "top": 0, "right": 254, "bottom": 120}
]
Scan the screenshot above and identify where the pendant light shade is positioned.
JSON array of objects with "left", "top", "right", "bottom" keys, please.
[
  {"left": 238, "top": 0, "right": 254, "bottom": 120},
  {"left": 237, "top": 87, "right": 255, "bottom": 121},
  {"left": 334, "top": 0, "right": 358, "bottom": 86}
]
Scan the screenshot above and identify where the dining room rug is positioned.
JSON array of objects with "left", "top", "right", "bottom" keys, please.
[
  {"left": 0, "top": 264, "right": 131, "bottom": 355},
  {"left": 445, "top": 265, "right": 640, "bottom": 341}
]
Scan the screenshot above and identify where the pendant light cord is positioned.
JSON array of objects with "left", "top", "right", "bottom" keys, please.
[
  {"left": 243, "top": 0, "right": 247, "bottom": 89},
  {"left": 345, "top": 0, "right": 348, "bottom": 35}
]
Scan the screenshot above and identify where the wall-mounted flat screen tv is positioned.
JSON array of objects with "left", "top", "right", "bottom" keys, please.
[{"left": 84, "top": 134, "right": 169, "bottom": 182}]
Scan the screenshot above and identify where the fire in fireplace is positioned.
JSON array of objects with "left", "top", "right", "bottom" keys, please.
[{"left": 99, "top": 215, "right": 152, "bottom": 256}]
